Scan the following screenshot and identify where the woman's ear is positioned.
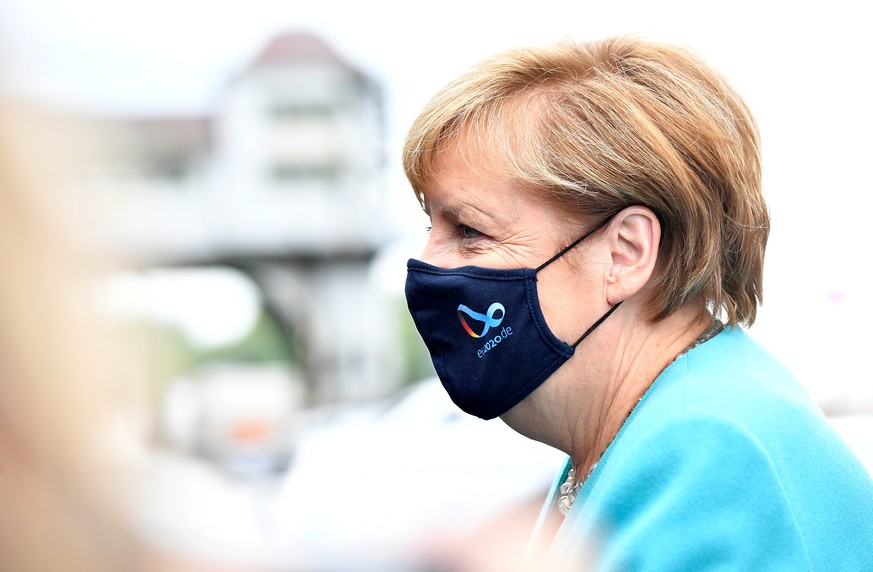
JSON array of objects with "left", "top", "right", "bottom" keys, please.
[{"left": 604, "top": 206, "right": 660, "bottom": 305}]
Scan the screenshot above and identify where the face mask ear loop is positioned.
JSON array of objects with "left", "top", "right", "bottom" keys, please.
[
  {"left": 571, "top": 302, "right": 622, "bottom": 348},
  {"left": 535, "top": 215, "right": 614, "bottom": 273}
]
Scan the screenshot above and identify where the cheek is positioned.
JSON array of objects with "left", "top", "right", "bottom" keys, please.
[
  {"left": 536, "top": 264, "right": 602, "bottom": 341},
  {"left": 420, "top": 234, "right": 462, "bottom": 268}
]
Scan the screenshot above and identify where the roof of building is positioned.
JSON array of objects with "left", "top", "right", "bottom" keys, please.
[
  {"left": 99, "top": 31, "right": 377, "bottom": 159},
  {"left": 251, "top": 31, "right": 354, "bottom": 71}
]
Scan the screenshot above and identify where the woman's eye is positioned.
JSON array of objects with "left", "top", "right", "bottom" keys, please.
[{"left": 456, "top": 224, "right": 482, "bottom": 239}]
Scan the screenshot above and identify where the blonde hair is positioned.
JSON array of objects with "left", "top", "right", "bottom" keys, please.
[{"left": 403, "top": 36, "right": 769, "bottom": 325}]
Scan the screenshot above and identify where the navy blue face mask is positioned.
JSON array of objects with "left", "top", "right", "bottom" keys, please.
[{"left": 405, "top": 217, "right": 621, "bottom": 420}]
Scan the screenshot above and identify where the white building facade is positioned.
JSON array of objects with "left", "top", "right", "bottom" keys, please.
[{"left": 95, "top": 32, "right": 404, "bottom": 407}]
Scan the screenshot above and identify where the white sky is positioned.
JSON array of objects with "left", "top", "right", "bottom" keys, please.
[{"left": 1, "top": 0, "right": 871, "bottom": 402}]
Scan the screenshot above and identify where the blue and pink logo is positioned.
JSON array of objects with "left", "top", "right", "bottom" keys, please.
[{"left": 457, "top": 302, "right": 505, "bottom": 338}]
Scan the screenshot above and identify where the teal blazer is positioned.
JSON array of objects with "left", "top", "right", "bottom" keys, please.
[{"left": 530, "top": 327, "right": 873, "bottom": 570}]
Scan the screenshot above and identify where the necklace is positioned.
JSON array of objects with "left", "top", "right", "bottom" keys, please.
[
  {"left": 556, "top": 317, "right": 725, "bottom": 516},
  {"left": 557, "top": 465, "right": 594, "bottom": 516},
  {"left": 676, "top": 317, "right": 724, "bottom": 359}
]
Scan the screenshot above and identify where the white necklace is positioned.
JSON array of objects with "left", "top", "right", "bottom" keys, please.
[
  {"left": 557, "top": 465, "right": 594, "bottom": 516},
  {"left": 556, "top": 318, "right": 724, "bottom": 516}
]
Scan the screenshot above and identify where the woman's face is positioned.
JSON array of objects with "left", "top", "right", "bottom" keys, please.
[{"left": 418, "top": 148, "right": 607, "bottom": 346}]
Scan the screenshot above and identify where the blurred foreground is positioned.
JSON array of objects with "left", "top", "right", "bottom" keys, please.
[{"left": 127, "top": 377, "right": 567, "bottom": 571}]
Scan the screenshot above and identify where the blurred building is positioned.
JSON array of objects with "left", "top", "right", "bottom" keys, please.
[{"left": 91, "top": 31, "right": 402, "bottom": 410}]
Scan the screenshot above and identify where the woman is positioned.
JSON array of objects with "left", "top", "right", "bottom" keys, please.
[{"left": 402, "top": 37, "right": 873, "bottom": 569}]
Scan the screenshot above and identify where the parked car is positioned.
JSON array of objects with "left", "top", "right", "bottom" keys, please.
[{"left": 162, "top": 362, "right": 304, "bottom": 474}]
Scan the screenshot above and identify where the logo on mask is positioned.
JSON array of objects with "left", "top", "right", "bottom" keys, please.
[{"left": 457, "top": 302, "right": 505, "bottom": 338}]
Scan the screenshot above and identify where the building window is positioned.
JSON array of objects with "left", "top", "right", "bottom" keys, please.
[
  {"left": 267, "top": 102, "right": 337, "bottom": 121},
  {"left": 144, "top": 154, "right": 191, "bottom": 181},
  {"left": 269, "top": 160, "right": 340, "bottom": 185}
]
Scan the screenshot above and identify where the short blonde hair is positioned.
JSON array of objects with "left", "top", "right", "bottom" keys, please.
[{"left": 403, "top": 36, "right": 769, "bottom": 326}]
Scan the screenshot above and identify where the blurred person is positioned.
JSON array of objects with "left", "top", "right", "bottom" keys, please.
[
  {"left": 0, "top": 94, "right": 149, "bottom": 572},
  {"left": 402, "top": 36, "right": 873, "bottom": 569},
  {"left": 0, "top": 98, "right": 270, "bottom": 572}
]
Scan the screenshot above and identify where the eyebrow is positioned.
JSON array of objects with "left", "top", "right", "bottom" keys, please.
[
  {"left": 420, "top": 195, "right": 457, "bottom": 219},
  {"left": 443, "top": 207, "right": 508, "bottom": 240},
  {"left": 421, "top": 186, "right": 518, "bottom": 228}
]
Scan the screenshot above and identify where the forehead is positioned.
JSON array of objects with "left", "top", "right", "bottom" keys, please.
[
  {"left": 417, "top": 124, "right": 497, "bottom": 191},
  {"left": 421, "top": 140, "right": 522, "bottom": 214},
  {"left": 421, "top": 142, "right": 584, "bottom": 241}
]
